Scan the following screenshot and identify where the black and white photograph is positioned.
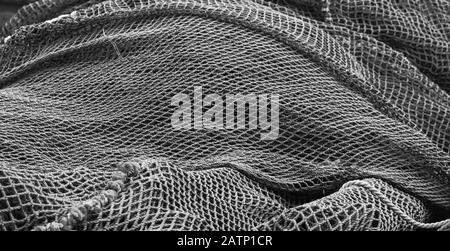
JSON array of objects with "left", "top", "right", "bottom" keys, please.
[{"left": 0, "top": 0, "right": 449, "bottom": 238}]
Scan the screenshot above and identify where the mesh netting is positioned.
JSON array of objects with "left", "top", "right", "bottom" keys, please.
[{"left": 0, "top": 0, "right": 449, "bottom": 231}]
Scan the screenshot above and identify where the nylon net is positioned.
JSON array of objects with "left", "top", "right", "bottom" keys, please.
[{"left": 0, "top": 0, "right": 449, "bottom": 231}]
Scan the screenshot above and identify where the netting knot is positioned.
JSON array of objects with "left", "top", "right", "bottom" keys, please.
[
  {"left": 31, "top": 161, "right": 138, "bottom": 231},
  {"left": 118, "top": 161, "right": 142, "bottom": 177}
]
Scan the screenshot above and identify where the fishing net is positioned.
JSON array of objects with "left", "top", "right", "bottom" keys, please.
[{"left": 0, "top": 0, "right": 449, "bottom": 231}]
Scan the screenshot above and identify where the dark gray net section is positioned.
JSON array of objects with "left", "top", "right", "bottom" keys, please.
[{"left": 0, "top": 0, "right": 449, "bottom": 231}]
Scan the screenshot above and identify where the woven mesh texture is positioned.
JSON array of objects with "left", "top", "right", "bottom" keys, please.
[
  {"left": 0, "top": 0, "right": 449, "bottom": 231},
  {"left": 0, "top": 3, "right": 21, "bottom": 28}
]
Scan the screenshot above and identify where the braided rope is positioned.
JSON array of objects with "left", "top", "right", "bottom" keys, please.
[
  {"left": 33, "top": 161, "right": 143, "bottom": 231},
  {"left": 341, "top": 180, "right": 450, "bottom": 230}
]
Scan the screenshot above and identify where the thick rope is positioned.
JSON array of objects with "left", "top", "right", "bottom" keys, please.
[{"left": 33, "top": 161, "right": 143, "bottom": 231}]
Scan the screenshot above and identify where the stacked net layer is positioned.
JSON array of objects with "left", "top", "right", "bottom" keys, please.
[{"left": 0, "top": 0, "right": 449, "bottom": 230}]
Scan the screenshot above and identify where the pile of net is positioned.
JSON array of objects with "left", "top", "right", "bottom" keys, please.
[{"left": 0, "top": 0, "right": 449, "bottom": 231}]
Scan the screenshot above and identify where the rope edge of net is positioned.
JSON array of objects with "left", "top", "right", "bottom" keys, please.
[{"left": 32, "top": 160, "right": 145, "bottom": 231}]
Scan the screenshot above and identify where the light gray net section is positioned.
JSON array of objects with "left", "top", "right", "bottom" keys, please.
[{"left": 0, "top": 0, "right": 449, "bottom": 231}]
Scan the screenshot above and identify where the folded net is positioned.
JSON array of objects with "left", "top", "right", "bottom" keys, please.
[{"left": 0, "top": 0, "right": 449, "bottom": 231}]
